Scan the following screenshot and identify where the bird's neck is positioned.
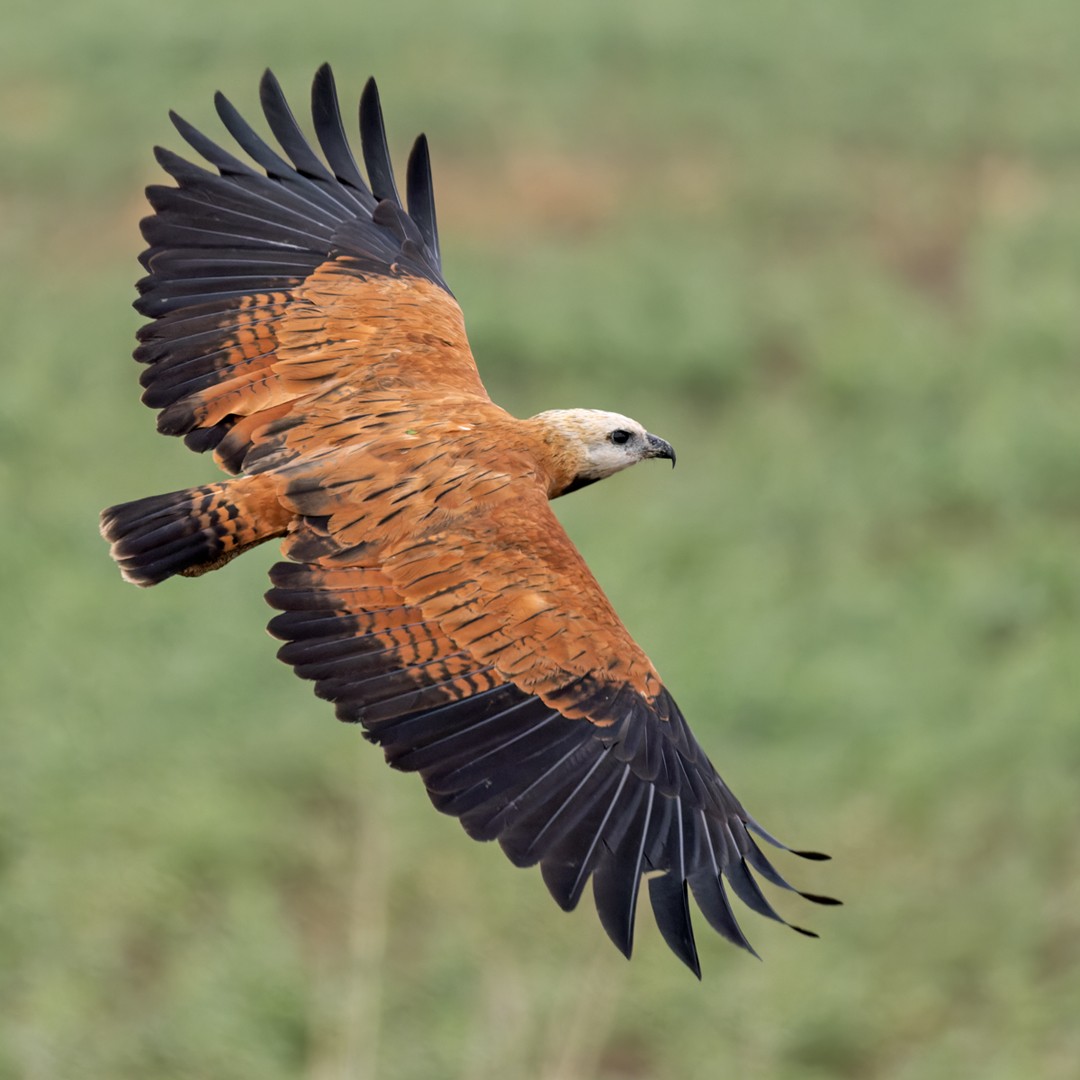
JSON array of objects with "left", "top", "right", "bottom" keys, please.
[{"left": 516, "top": 415, "right": 590, "bottom": 499}]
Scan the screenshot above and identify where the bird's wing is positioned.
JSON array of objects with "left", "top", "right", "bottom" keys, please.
[
  {"left": 135, "top": 65, "right": 487, "bottom": 476},
  {"left": 268, "top": 486, "right": 835, "bottom": 974}
]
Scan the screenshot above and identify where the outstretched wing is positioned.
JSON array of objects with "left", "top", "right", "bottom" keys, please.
[
  {"left": 268, "top": 485, "right": 836, "bottom": 974},
  {"left": 135, "top": 65, "right": 487, "bottom": 476}
]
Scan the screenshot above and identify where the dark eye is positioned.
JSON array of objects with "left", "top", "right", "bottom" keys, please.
[{"left": 610, "top": 429, "right": 632, "bottom": 445}]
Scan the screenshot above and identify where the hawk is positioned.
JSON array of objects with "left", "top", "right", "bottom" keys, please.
[{"left": 101, "top": 65, "right": 835, "bottom": 975}]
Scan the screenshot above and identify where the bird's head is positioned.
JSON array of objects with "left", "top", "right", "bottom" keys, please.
[{"left": 531, "top": 408, "right": 676, "bottom": 496}]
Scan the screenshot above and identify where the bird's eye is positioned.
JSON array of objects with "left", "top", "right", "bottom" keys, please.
[{"left": 610, "top": 429, "right": 632, "bottom": 445}]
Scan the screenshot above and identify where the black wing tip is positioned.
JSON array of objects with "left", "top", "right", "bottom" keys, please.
[
  {"left": 739, "top": 937, "right": 763, "bottom": 962},
  {"left": 648, "top": 875, "right": 702, "bottom": 978},
  {"left": 408, "top": 134, "right": 433, "bottom": 188},
  {"left": 359, "top": 77, "right": 384, "bottom": 128},
  {"left": 792, "top": 849, "right": 832, "bottom": 862},
  {"left": 358, "top": 75, "right": 402, "bottom": 207},
  {"left": 258, "top": 67, "right": 284, "bottom": 102},
  {"left": 312, "top": 62, "right": 337, "bottom": 99},
  {"left": 746, "top": 820, "right": 831, "bottom": 862},
  {"left": 151, "top": 143, "right": 174, "bottom": 166},
  {"left": 167, "top": 110, "right": 212, "bottom": 156},
  {"left": 595, "top": 897, "right": 637, "bottom": 962},
  {"left": 614, "top": 937, "right": 634, "bottom": 961},
  {"left": 359, "top": 77, "right": 383, "bottom": 133},
  {"left": 406, "top": 133, "right": 439, "bottom": 261},
  {"left": 799, "top": 891, "right": 843, "bottom": 907},
  {"left": 670, "top": 938, "right": 702, "bottom": 979}
]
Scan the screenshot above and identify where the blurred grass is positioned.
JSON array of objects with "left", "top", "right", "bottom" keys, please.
[{"left": 3, "top": 1, "right": 1080, "bottom": 1077}]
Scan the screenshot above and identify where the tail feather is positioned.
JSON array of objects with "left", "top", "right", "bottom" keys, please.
[{"left": 101, "top": 477, "right": 290, "bottom": 587}]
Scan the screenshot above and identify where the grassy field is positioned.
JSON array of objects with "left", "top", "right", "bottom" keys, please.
[{"left": 3, "top": 1, "right": 1080, "bottom": 1077}]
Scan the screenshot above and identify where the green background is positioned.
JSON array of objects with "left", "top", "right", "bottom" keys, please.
[{"left": 3, "top": 1, "right": 1079, "bottom": 1077}]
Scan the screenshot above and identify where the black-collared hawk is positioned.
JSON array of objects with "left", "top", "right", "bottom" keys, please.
[{"left": 101, "top": 65, "right": 835, "bottom": 976}]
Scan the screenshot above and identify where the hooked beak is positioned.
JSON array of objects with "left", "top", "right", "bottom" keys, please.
[{"left": 645, "top": 432, "right": 676, "bottom": 467}]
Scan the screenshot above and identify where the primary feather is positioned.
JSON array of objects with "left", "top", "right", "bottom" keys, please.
[{"left": 102, "top": 65, "right": 835, "bottom": 975}]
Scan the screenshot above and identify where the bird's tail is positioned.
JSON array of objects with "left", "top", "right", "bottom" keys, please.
[{"left": 100, "top": 475, "right": 291, "bottom": 587}]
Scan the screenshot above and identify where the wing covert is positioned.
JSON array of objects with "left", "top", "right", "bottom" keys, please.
[{"left": 279, "top": 455, "right": 772, "bottom": 811}]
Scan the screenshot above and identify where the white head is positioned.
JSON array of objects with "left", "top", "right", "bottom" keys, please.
[{"left": 532, "top": 408, "right": 676, "bottom": 494}]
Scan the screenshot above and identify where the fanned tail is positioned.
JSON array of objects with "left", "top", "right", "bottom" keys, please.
[{"left": 101, "top": 475, "right": 290, "bottom": 587}]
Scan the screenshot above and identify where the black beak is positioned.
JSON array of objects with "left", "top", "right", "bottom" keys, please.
[{"left": 645, "top": 433, "right": 676, "bottom": 467}]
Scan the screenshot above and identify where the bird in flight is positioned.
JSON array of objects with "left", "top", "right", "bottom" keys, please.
[{"left": 101, "top": 65, "right": 835, "bottom": 975}]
